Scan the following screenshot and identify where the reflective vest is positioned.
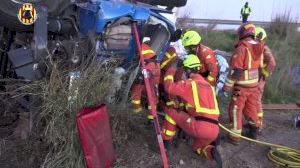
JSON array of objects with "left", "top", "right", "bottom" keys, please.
[
  {"left": 226, "top": 39, "right": 264, "bottom": 88},
  {"left": 186, "top": 80, "right": 220, "bottom": 115},
  {"left": 242, "top": 7, "right": 251, "bottom": 15}
]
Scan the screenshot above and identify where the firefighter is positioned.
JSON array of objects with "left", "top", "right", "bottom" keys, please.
[
  {"left": 181, "top": 30, "right": 219, "bottom": 86},
  {"left": 159, "top": 45, "right": 181, "bottom": 109},
  {"left": 223, "top": 23, "right": 265, "bottom": 144},
  {"left": 255, "top": 27, "right": 276, "bottom": 132},
  {"left": 162, "top": 54, "right": 222, "bottom": 167},
  {"left": 130, "top": 43, "right": 160, "bottom": 120},
  {"left": 240, "top": 2, "right": 251, "bottom": 23}
]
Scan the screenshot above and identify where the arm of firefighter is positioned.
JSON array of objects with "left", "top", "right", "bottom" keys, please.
[
  {"left": 206, "top": 62, "right": 218, "bottom": 84},
  {"left": 223, "top": 48, "right": 244, "bottom": 92},
  {"left": 262, "top": 46, "right": 276, "bottom": 79},
  {"left": 203, "top": 53, "right": 219, "bottom": 84},
  {"left": 161, "top": 48, "right": 177, "bottom": 70},
  {"left": 163, "top": 67, "right": 186, "bottom": 98}
]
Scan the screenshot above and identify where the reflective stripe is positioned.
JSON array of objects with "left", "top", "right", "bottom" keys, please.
[
  {"left": 163, "top": 129, "right": 176, "bottom": 136},
  {"left": 164, "top": 75, "right": 174, "bottom": 81},
  {"left": 165, "top": 114, "right": 176, "bottom": 125},
  {"left": 260, "top": 53, "right": 264, "bottom": 67},
  {"left": 160, "top": 60, "right": 170, "bottom": 69},
  {"left": 165, "top": 52, "right": 172, "bottom": 59},
  {"left": 231, "top": 103, "right": 242, "bottom": 138},
  {"left": 202, "top": 146, "right": 210, "bottom": 159},
  {"left": 236, "top": 78, "right": 258, "bottom": 85},
  {"left": 225, "top": 78, "right": 235, "bottom": 87},
  {"left": 131, "top": 99, "right": 141, "bottom": 105},
  {"left": 133, "top": 107, "right": 142, "bottom": 113},
  {"left": 148, "top": 105, "right": 156, "bottom": 110},
  {"left": 258, "top": 112, "right": 263, "bottom": 118},
  {"left": 261, "top": 68, "right": 269, "bottom": 78},
  {"left": 207, "top": 75, "right": 215, "bottom": 82},
  {"left": 226, "top": 78, "right": 235, "bottom": 84},
  {"left": 191, "top": 81, "right": 219, "bottom": 115},
  {"left": 147, "top": 115, "right": 154, "bottom": 120},
  {"left": 161, "top": 52, "right": 177, "bottom": 69},
  {"left": 196, "top": 148, "right": 202, "bottom": 155},
  {"left": 142, "top": 49, "right": 154, "bottom": 55},
  {"left": 233, "top": 105, "right": 238, "bottom": 132},
  {"left": 179, "top": 102, "right": 185, "bottom": 107},
  {"left": 246, "top": 48, "right": 252, "bottom": 69},
  {"left": 244, "top": 70, "right": 249, "bottom": 80},
  {"left": 185, "top": 103, "right": 193, "bottom": 110},
  {"left": 166, "top": 101, "right": 176, "bottom": 106},
  {"left": 230, "top": 128, "right": 242, "bottom": 138}
]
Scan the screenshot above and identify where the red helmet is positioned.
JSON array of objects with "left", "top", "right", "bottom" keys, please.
[
  {"left": 141, "top": 43, "right": 156, "bottom": 59},
  {"left": 237, "top": 23, "right": 256, "bottom": 39}
]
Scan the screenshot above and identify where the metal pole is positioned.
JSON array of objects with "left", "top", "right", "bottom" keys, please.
[{"left": 132, "top": 22, "right": 169, "bottom": 168}]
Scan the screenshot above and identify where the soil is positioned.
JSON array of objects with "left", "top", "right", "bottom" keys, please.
[
  {"left": 0, "top": 107, "right": 299, "bottom": 168},
  {"left": 113, "top": 109, "right": 300, "bottom": 168}
]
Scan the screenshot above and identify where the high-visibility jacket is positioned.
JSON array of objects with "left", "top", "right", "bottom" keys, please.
[
  {"left": 164, "top": 69, "right": 219, "bottom": 120},
  {"left": 195, "top": 44, "right": 219, "bottom": 85},
  {"left": 160, "top": 46, "right": 185, "bottom": 108},
  {"left": 224, "top": 37, "right": 264, "bottom": 90},
  {"left": 241, "top": 6, "right": 251, "bottom": 15},
  {"left": 261, "top": 45, "right": 276, "bottom": 79}
]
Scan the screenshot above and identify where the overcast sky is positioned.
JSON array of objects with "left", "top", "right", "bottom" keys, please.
[{"left": 177, "top": 0, "right": 300, "bottom": 22}]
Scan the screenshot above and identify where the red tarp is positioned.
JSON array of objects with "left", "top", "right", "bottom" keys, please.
[{"left": 76, "top": 104, "right": 115, "bottom": 168}]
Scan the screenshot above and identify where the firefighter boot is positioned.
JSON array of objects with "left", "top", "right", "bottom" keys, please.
[
  {"left": 163, "top": 140, "right": 172, "bottom": 153},
  {"left": 248, "top": 125, "right": 259, "bottom": 139},
  {"left": 211, "top": 147, "right": 223, "bottom": 168}
]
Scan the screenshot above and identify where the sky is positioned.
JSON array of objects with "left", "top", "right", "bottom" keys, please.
[{"left": 177, "top": 0, "right": 300, "bottom": 22}]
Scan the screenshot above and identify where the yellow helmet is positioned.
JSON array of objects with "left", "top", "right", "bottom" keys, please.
[
  {"left": 183, "top": 54, "right": 201, "bottom": 69},
  {"left": 255, "top": 26, "right": 267, "bottom": 40},
  {"left": 181, "top": 30, "right": 201, "bottom": 47}
]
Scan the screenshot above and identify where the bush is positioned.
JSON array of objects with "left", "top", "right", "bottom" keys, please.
[{"left": 263, "top": 13, "right": 300, "bottom": 103}]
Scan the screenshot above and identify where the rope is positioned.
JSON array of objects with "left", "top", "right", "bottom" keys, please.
[{"left": 219, "top": 123, "right": 300, "bottom": 168}]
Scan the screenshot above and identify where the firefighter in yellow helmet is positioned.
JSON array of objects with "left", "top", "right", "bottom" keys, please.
[
  {"left": 181, "top": 30, "right": 219, "bottom": 86},
  {"left": 255, "top": 27, "right": 276, "bottom": 132},
  {"left": 162, "top": 54, "right": 222, "bottom": 167}
]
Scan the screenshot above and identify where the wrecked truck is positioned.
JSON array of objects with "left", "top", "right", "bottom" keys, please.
[
  {"left": 0, "top": 0, "right": 178, "bottom": 130},
  {"left": 0, "top": 0, "right": 177, "bottom": 81}
]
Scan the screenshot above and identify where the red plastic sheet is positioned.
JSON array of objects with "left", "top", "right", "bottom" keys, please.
[{"left": 76, "top": 104, "right": 115, "bottom": 168}]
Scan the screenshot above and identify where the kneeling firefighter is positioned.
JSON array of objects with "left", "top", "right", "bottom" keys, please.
[{"left": 162, "top": 54, "right": 222, "bottom": 167}]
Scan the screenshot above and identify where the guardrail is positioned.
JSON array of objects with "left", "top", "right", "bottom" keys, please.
[{"left": 177, "top": 18, "right": 300, "bottom": 28}]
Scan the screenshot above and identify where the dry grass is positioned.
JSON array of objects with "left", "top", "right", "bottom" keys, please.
[
  {"left": 23, "top": 54, "right": 133, "bottom": 168},
  {"left": 263, "top": 13, "right": 300, "bottom": 103}
]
